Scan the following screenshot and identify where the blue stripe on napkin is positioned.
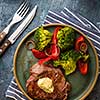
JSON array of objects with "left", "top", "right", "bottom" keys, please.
[
  {"left": 5, "top": 7, "right": 100, "bottom": 100},
  {"left": 6, "top": 77, "right": 28, "bottom": 100},
  {"left": 62, "top": 7, "right": 100, "bottom": 33}
]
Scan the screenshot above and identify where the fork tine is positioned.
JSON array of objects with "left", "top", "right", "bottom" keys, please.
[
  {"left": 21, "top": 6, "right": 30, "bottom": 17},
  {"left": 18, "top": 2, "right": 28, "bottom": 15},
  {"left": 16, "top": 1, "right": 26, "bottom": 13}
]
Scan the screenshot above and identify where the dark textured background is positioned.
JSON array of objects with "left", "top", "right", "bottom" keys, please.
[{"left": 0, "top": 0, "right": 100, "bottom": 100}]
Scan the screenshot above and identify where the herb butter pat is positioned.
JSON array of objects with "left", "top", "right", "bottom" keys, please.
[{"left": 37, "top": 77, "right": 54, "bottom": 93}]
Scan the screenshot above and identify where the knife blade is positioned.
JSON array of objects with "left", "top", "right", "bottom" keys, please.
[{"left": 0, "top": 5, "right": 37, "bottom": 56}]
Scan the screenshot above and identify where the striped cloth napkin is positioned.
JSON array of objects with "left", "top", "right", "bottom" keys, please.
[{"left": 5, "top": 7, "right": 100, "bottom": 100}]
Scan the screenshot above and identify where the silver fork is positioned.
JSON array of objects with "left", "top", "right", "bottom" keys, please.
[{"left": 0, "top": 1, "right": 30, "bottom": 43}]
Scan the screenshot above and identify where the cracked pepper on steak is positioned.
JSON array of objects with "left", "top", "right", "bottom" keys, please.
[{"left": 26, "top": 63, "right": 71, "bottom": 100}]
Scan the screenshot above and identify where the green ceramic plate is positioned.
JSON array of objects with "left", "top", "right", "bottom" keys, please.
[{"left": 14, "top": 23, "right": 99, "bottom": 100}]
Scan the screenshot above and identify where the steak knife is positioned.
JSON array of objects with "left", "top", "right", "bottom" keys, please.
[{"left": 0, "top": 5, "right": 37, "bottom": 56}]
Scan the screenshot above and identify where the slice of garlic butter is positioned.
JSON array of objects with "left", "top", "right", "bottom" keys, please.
[{"left": 37, "top": 77, "right": 54, "bottom": 93}]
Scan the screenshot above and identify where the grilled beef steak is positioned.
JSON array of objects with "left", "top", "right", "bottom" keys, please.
[{"left": 26, "top": 63, "right": 71, "bottom": 100}]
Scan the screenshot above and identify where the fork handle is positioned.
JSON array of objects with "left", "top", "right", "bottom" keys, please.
[
  {"left": 0, "top": 39, "right": 11, "bottom": 57},
  {"left": 0, "top": 21, "right": 14, "bottom": 43},
  {"left": 3, "top": 21, "right": 14, "bottom": 34},
  {"left": 0, "top": 32, "right": 6, "bottom": 43}
]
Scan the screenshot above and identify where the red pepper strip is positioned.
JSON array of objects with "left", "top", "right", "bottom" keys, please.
[
  {"left": 38, "top": 56, "right": 51, "bottom": 65},
  {"left": 50, "top": 27, "right": 61, "bottom": 60},
  {"left": 78, "top": 60, "right": 88, "bottom": 75},
  {"left": 50, "top": 44, "right": 60, "bottom": 60},
  {"left": 32, "top": 49, "right": 47, "bottom": 59},
  {"left": 75, "top": 36, "right": 84, "bottom": 51},
  {"left": 38, "top": 27, "right": 61, "bottom": 64},
  {"left": 25, "top": 40, "right": 47, "bottom": 59},
  {"left": 52, "top": 27, "right": 61, "bottom": 44}
]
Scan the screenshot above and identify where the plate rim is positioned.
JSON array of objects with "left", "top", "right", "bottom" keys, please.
[{"left": 13, "top": 23, "right": 99, "bottom": 100}]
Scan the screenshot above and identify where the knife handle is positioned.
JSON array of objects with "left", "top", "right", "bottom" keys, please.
[
  {"left": 0, "top": 39, "right": 11, "bottom": 56},
  {"left": 0, "top": 32, "right": 7, "bottom": 44}
]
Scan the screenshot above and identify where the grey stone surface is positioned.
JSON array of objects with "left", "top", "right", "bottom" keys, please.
[{"left": 0, "top": 0, "right": 100, "bottom": 100}]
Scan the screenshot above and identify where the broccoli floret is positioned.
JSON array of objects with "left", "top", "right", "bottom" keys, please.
[
  {"left": 53, "top": 50, "right": 82, "bottom": 75},
  {"left": 61, "top": 50, "right": 82, "bottom": 61},
  {"left": 57, "top": 27, "right": 75, "bottom": 50},
  {"left": 34, "top": 26, "right": 52, "bottom": 51}
]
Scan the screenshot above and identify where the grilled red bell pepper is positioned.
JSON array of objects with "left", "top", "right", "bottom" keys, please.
[
  {"left": 52, "top": 27, "right": 61, "bottom": 44},
  {"left": 50, "top": 44, "right": 60, "bottom": 60},
  {"left": 32, "top": 49, "right": 47, "bottom": 59},
  {"left": 38, "top": 27, "right": 61, "bottom": 64},
  {"left": 50, "top": 27, "right": 61, "bottom": 60},
  {"left": 75, "top": 36, "right": 84, "bottom": 51},
  {"left": 38, "top": 56, "right": 51, "bottom": 64},
  {"left": 26, "top": 40, "right": 47, "bottom": 59},
  {"left": 78, "top": 60, "right": 88, "bottom": 75}
]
